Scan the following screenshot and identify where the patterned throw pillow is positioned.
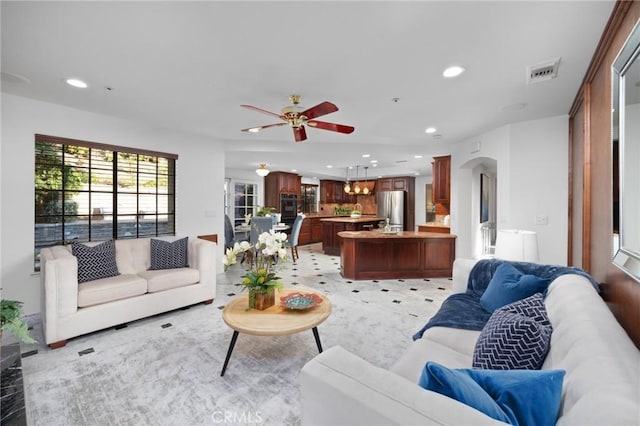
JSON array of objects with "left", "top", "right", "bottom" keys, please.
[
  {"left": 72, "top": 240, "right": 120, "bottom": 284},
  {"left": 149, "top": 237, "right": 189, "bottom": 270},
  {"left": 473, "top": 293, "right": 552, "bottom": 370}
]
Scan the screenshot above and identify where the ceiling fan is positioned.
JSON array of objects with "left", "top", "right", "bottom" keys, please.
[{"left": 241, "top": 94, "right": 355, "bottom": 142}]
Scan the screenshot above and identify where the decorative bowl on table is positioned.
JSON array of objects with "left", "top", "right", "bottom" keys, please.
[{"left": 280, "top": 292, "right": 323, "bottom": 310}]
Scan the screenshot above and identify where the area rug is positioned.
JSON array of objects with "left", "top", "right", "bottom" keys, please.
[{"left": 21, "top": 243, "right": 452, "bottom": 425}]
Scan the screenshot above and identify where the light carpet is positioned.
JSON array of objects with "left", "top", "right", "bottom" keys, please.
[{"left": 21, "top": 243, "right": 452, "bottom": 426}]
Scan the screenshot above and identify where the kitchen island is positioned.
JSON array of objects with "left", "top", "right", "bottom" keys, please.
[
  {"left": 338, "top": 230, "right": 456, "bottom": 280},
  {"left": 321, "top": 216, "right": 385, "bottom": 255}
]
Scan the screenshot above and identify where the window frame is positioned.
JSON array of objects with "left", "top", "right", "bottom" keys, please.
[{"left": 34, "top": 134, "right": 178, "bottom": 271}]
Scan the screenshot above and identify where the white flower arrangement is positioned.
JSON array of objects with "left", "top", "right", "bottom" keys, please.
[{"left": 223, "top": 230, "right": 289, "bottom": 291}]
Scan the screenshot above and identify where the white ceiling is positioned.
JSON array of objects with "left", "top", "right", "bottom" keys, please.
[{"left": 1, "top": 1, "right": 614, "bottom": 180}]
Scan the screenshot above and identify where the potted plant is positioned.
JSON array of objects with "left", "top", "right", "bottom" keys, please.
[
  {"left": 223, "top": 230, "right": 288, "bottom": 310},
  {"left": 256, "top": 206, "right": 276, "bottom": 217},
  {"left": 1, "top": 299, "right": 37, "bottom": 344}
]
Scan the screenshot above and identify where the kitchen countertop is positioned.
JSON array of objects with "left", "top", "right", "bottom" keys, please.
[
  {"left": 339, "top": 230, "right": 456, "bottom": 239},
  {"left": 320, "top": 216, "right": 384, "bottom": 223},
  {"left": 419, "top": 222, "right": 450, "bottom": 228}
]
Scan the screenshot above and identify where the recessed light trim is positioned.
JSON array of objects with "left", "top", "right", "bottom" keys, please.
[
  {"left": 370, "top": 160, "right": 378, "bottom": 164},
  {"left": 65, "top": 78, "right": 88, "bottom": 88},
  {"left": 414, "top": 155, "right": 423, "bottom": 159},
  {"left": 362, "top": 154, "right": 370, "bottom": 158},
  {"left": 443, "top": 66, "right": 465, "bottom": 78},
  {"left": 425, "top": 127, "right": 437, "bottom": 134},
  {"left": 326, "top": 165, "right": 333, "bottom": 168}
]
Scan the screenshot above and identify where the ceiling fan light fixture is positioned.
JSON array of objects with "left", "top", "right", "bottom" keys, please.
[{"left": 256, "top": 163, "right": 270, "bottom": 177}]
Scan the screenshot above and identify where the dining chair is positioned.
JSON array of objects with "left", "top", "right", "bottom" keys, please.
[
  {"left": 286, "top": 214, "right": 305, "bottom": 262},
  {"left": 224, "top": 214, "right": 235, "bottom": 250},
  {"left": 250, "top": 216, "right": 274, "bottom": 245}
]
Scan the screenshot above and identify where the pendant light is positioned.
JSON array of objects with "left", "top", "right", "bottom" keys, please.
[
  {"left": 353, "top": 165, "right": 361, "bottom": 194},
  {"left": 363, "top": 166, "right": 370, "bottom": 195},
  {"left": 344, "top": 167, "right": 351, "bottom": 193},
  {"left": 255, "top": 163, "right": 270, "bottom": 177}
]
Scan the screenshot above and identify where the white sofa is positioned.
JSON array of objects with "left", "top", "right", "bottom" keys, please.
[
  {"left": 40, "top": 236, "right": 216, "bottom": 348},
  {"left": 300, "top": 259, "right": 640, "bottom": 425}
]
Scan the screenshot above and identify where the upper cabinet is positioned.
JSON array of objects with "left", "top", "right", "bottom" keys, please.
[
  {"left": 320, "top": 179, "right": 355, "bottom": 204},
  {"left": 432, "top": 155, "right": 451, "bottom": 204},
  {"left": 264, "top": 172, "right": 301, "bottom": 210},
  {"left": 377, "top": 177, "right": 410, "bottom": 191}
]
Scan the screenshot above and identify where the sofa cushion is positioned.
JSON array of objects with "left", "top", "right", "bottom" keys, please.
[
  {"left": 149, "top": 237, "right": 189, "bottom": 270},
  {"left": 72, "top": 240, "right": 120, "bottom": 283},
  {"left": 480, "top": 262, "right": 550, "bottom": 312},
  {"left": 138, "top": 268, "right": 200, "bottom": 293},
  {"left": 473, "top": 294, "right": 552, "bottom": 370},
  {"left": 419, "top": 361, "right": 565, "bottom": 426},
  {"left": 77, "top": 274, "right": 147, "bottom": 307}
]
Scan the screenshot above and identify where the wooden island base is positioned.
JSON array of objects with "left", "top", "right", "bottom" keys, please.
[{"left": 339, "top": 231, "right": 456, "bottom": 280}]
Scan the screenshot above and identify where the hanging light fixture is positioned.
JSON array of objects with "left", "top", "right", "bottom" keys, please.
[
  {"left": 363, "top": 166, "right": 370, "bottom": 195},
  {"left": 354, "top": 165, "right": 361, "bottom": 194},
  {"left": 255, "top": 163, "right": 270, "bottom": 177},
  {"left": 344, "top": 167, "right": 351, "bottom": 193}
]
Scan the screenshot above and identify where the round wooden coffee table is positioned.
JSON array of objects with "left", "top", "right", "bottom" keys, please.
[{"left": 220, "top": 288, "right": 332, "bottom": 376}]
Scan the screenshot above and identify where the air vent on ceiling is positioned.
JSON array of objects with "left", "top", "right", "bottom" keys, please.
[{"left": 527, "top": 58, "right": 561, "bottom": 84}]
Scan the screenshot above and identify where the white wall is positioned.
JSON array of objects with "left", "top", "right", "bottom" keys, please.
[
  {"left": 1, "top": 94, "right": 226, "bottom": 314},
  {"left": 452, "top": 115, "right": 568, "bottom": 265}
]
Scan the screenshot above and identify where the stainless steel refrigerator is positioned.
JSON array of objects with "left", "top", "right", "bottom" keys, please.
[{"left": 376, "top": 190, "right": 406, "bottom": 230}]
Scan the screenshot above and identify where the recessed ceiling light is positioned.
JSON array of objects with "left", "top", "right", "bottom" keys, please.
[
  {"left": 247, "top": 128, "right": 260, "bottom": 133},
  {"left": 414, "top": 172, "right": 420, "bottom": 176},
  {"left": 443, "top": 66, "right": 466, "bottom": 78},
  {"left": 291, "top": 169, "right": 297, "bottom": 172},
  {"left": 414, "top": 155, "right": 423, "bottom": 159},
  {"left": 372, "top": 164, "right": 378, "bottom": 167},
  {"left": 65, "top": 78, "right": 88, "bottom": 88},
  {"left": 370, "top": 160, "right": 378, "bottom": 163},
  {"left": 362, "top": 154, "right": 370, "bottom": 158},
  {"left": 326, "top": 165, "right": 333, "bottom": 168},
  {"left": 425, "top": 127, "right": 437, "bottom": 134}
]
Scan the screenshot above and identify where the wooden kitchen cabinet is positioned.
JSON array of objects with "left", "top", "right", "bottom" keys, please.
[
  {"left": 298, "top": 216, "right": 325, "bottom": 246},
  {"left": 432, "top": 155, "right": 451, "bottom": 204},
  {"left": 264, "top": 172, "right": 301, "bottom": 211},
  {"left": 320, "top": 179, "right": 354, "bottom": 204},
  {"left": 377, "top": 177, "right": 409, "bottom": 191}
]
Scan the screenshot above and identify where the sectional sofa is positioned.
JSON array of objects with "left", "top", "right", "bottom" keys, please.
[{"left": 301, "top": 259, "right": 640, "bottom": 425}]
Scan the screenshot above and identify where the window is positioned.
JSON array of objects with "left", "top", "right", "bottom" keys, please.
[
  {"left": 34, "top": 134, "right": 177, "bottom": 270},
  {"left": 232, "top": 182, "right": 257, "bottom": 226}
]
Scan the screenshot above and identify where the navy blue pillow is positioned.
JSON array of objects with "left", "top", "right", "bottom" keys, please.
[
  {"left": 474, "top": 293, "right": 553, "bottom": 370},
  {"left": 149, "top": 237, "right": 189, "bottom": 270},
  {"left": 419, "top": 361, "right": 565, "bottom": 426},
  {"left": 72, "top": 240, "right": 120, "bottom": 283},
  {"left": 480, "top": 262, "right": 550, "bottom": 312}
]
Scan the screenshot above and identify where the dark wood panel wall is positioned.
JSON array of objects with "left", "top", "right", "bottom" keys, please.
[{"left": 568, "top": 0, "right": 640, "bottom": 349}]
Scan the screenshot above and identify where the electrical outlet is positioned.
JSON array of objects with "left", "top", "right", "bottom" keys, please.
[{"left": 535, "top": 215, "right": 548, "bottom": 225}]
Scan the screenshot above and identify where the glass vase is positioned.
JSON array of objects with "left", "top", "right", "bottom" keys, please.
[{"left": 248, "top": 288, "right": 275, "bottom": 310}]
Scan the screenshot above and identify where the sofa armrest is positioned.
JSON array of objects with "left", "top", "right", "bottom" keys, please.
[
  {"left": 300, "top": 346, "right": 505, "bottom": 426},
  {"left": 189, "top": 238, "right": 217, "bottom": 294},
  {"left": 40, "top": 246, "right": 80, "bottom": 344},
  {"left": 452, "top": 258, "right": 478, "bottom": 294}
]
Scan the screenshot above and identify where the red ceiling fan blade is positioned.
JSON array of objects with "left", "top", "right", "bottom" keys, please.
[
  {"left": 301, "top": 101, "right": 338, "bottom": 120},
  {"left": 241, "top": 104, "right": 285, "bottom": 120},
  {"left": 241, "top": 122, "right": 287, "bottom": 133},
  {"left": 293, "top": 126, "right": 307, "bottom": 142},
  {"left": 307, "top": 120, "right": 355, "bottom": 134}
]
